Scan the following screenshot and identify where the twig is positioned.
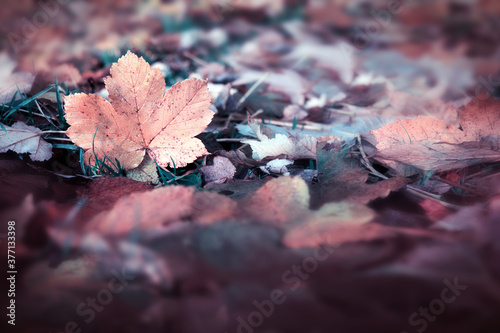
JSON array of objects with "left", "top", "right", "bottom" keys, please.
[
  {"left": 216, "top": 138, "right": 244, "bottom": 143},
  {"left": 432, "top": 175, "right": 482, "bottom": 196},
  {"left": 238, "top": 72, "right": 269, "bottom": 107},
  {"left": 183, "top": 52, "right": 209, "bottom": 66},
  {"left": 356, "top": 134, "right": 388, "bottom": 180},
  {"left": 10, "top": 107, "right": 55, "bottom": 121},
  {"left": 35, "top": 100, "right": 59, "bottom": 128},
  {"left": 42, "top": 130, "right": 67, "bottom": 134},
  {"left": 405, "top": 185, "right": 461, "bottom": 210},
  {"left": 43, "top": 131, "right": 67, "bottom": 135},
  {"left": 46, "top": 137, "right": 72, "bottom": 142}
]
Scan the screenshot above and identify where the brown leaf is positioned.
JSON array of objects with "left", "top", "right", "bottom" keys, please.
[
  {"left": 126, "top": 154, "right": 160, "bottom": 184},
  {"left": 239, "top": 176, "right": 375, "bottom": 248},
  {"left": 0, "top": 52, "right": 34, "bottom": 103},
  {"left": 368, "top": 116, "right": 500, "bottom": 172},
  {"left": 200, "top": 156, "right": 236, "bottom": 184},
  {"left": 311, "top": 142, "right": 408, "bottom": 208},
  {"left": 191, "top": 191, "right": 239, "bottom": 225},
  {"left": 240, "top": 176, "right": 311, "bottom": 226},
  {"left": 85, "top": 186, "right": 194, "bottom": 235},
  {"left": 203, "top": 177, "right": 271, "bottom": 199},
  {"left": 459, "top": 93, "right": 500, "bottom": 140},
  {"left": 77, "top": 176, "right": 153, "bottom": 214},
  {"left": 64, "top": 51, "right": 213, "bottom": 169}
]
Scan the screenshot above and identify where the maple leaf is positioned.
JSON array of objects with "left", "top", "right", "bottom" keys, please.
[
  {"left": 0, "top": 122, "right": 52, "bottom": 161},
  {"left": 64, "top": 51, "right": 213, "bottom": 169}
]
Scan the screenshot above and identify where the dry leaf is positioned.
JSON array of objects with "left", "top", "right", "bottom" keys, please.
[
  {"left": 283, "top": 203, "right": 377, "bottom": 249},
  {"left": 0, "top": 122, "right": 52, "bottom": 161},
  {"left": 191, "top": 191, "right": 239, "bottom": 225},
  {"left": 260, "top": 159, "right": 293, "bottom": 175},
  {"left": 368, "top": 116, "right": 500, "bottom": 172},
  {"left": 240, "top": 176, "right": 375, "bottom": 245},
  {"left": 126, "top": 155, "right": 160, "bottom": 184},
  {"left": 200, "top": 156, "right": 236, "bottom": 184},
  {"left": 203, "top": 177, "right": 271, "bottom": 200},
  {"left": 85, "top": 186, "right": 194, "bottom": 235},
  {"left": 0, "top": 52, "right": 34, "bottom": 103},
  {"left": 285, "top": 42, "right": 356, "bottom": 84},
  {"left": 240, "top": 176, "right": 311, "bottom": 226},
  {"left": 282, "top": 105, "right": 308, "bottom": 122},
  {"left": 242, "top": 122, "right": 316, "bottom": 160},
  {"left": 310, "top": 142, "right": 408, "bottom": 208},
  {"left": 459, "top": 93, "right": 500, "bottom": 140},
  {"left": 64, "top": 51, "right": 214, "bottom": 169}
]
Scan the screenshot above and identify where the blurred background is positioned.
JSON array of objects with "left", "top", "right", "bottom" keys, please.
[
  {"left": 2, "top": 0, "right": 500, "bottom": 101},
  {"left": 2, "top": 2, "right": 500, "bottom": 333}
]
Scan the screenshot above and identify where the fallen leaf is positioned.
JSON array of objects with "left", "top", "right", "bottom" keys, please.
[
  {"left": 240, "top": 176, "right": 311, "bottom": 226},
  {"left": 0, "top": 52, "right": 34, "bottom": 103},
  {"left": 77, "top": 176, "right": 153, "bottom": 214},
  {"left": 85, "top": 186, "right": 194, "bottom": 235},
  {"left": 191, "top": 191, "right": 239, "bottom": 225},
  {"left": 459, "top": 93, "right": 500, "bottom": 140},
  {"left": 310, "top": 142, "right": 408, "bottom": 208},
  {"left": 64, "top": 51, "right": 214, "bottom": 169},
  {"left": 285, "top": 42, "right": 356, "bottom": 84},
  {"left": 367, "top": 116, "right": 500, "bottom": 173},
  {"left": 240, "top": 176, "right": 375, "bottom": 246},
  {"left": 282, "top": 105, "right": 308, "bottom": 122},
  {"left": 203, "top": 177, "right": 271, "bottom": 199},
  {"left": 0, "top": 122, "right": 52, "bottom": 161},
  {"left": 387, "top": 89, "right": 459, "bottom": 125},
  {"left": 127, "top": 155, "right": 160, "bottom": 184},
  {"left": 242, "top": 122, "right": 317, "bottom": 160},
  {"left": 200, "top": 156, "right": 236, "bottom": 184},
  {"left": 260, "top": 159, "right": 293, "bottom": 175}
]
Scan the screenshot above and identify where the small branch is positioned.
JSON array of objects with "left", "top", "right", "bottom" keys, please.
[
  {"left": 405, "top": 185, "right": 461, "bottom": 210},
  {"left": 216, "top": 138, "right": 244, "bottom": 143},
  {"left": 356, "top": 134, "right": 388, "bottom": 180},
  {"left": 46, "top": 137, "right": 72, "bottom": 142},
  {"left": 10, "top": 107, "right": 55, "bottom": 121},
  {"left": 432, "top": 175, "right": 482, "bottom": 196},
  {"left": 42, "top": 130, "right": 67, "bottom": 134},
  {"left": 183, "top": 52, "right": 210, "bottom": 66},
  {"left": 238, "top": 72, "right": 269, "bottom": 107}
]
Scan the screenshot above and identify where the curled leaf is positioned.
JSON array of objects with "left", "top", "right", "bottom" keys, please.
[{"left": 242, "top": 122, "right": 316, "bottom": 160}]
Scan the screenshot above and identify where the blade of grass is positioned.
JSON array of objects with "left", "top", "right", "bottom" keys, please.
[{"left": 3, "top": 85, "right": 54, "bottom": 119}]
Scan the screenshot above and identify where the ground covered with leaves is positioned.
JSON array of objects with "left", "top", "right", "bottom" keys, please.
[{"left": 1, "top": 1, "right": 500, "bottom": 333}]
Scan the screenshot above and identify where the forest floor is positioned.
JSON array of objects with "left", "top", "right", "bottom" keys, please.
[{"left": 1, "top": 1, "right": 500, "bottom": 333}]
